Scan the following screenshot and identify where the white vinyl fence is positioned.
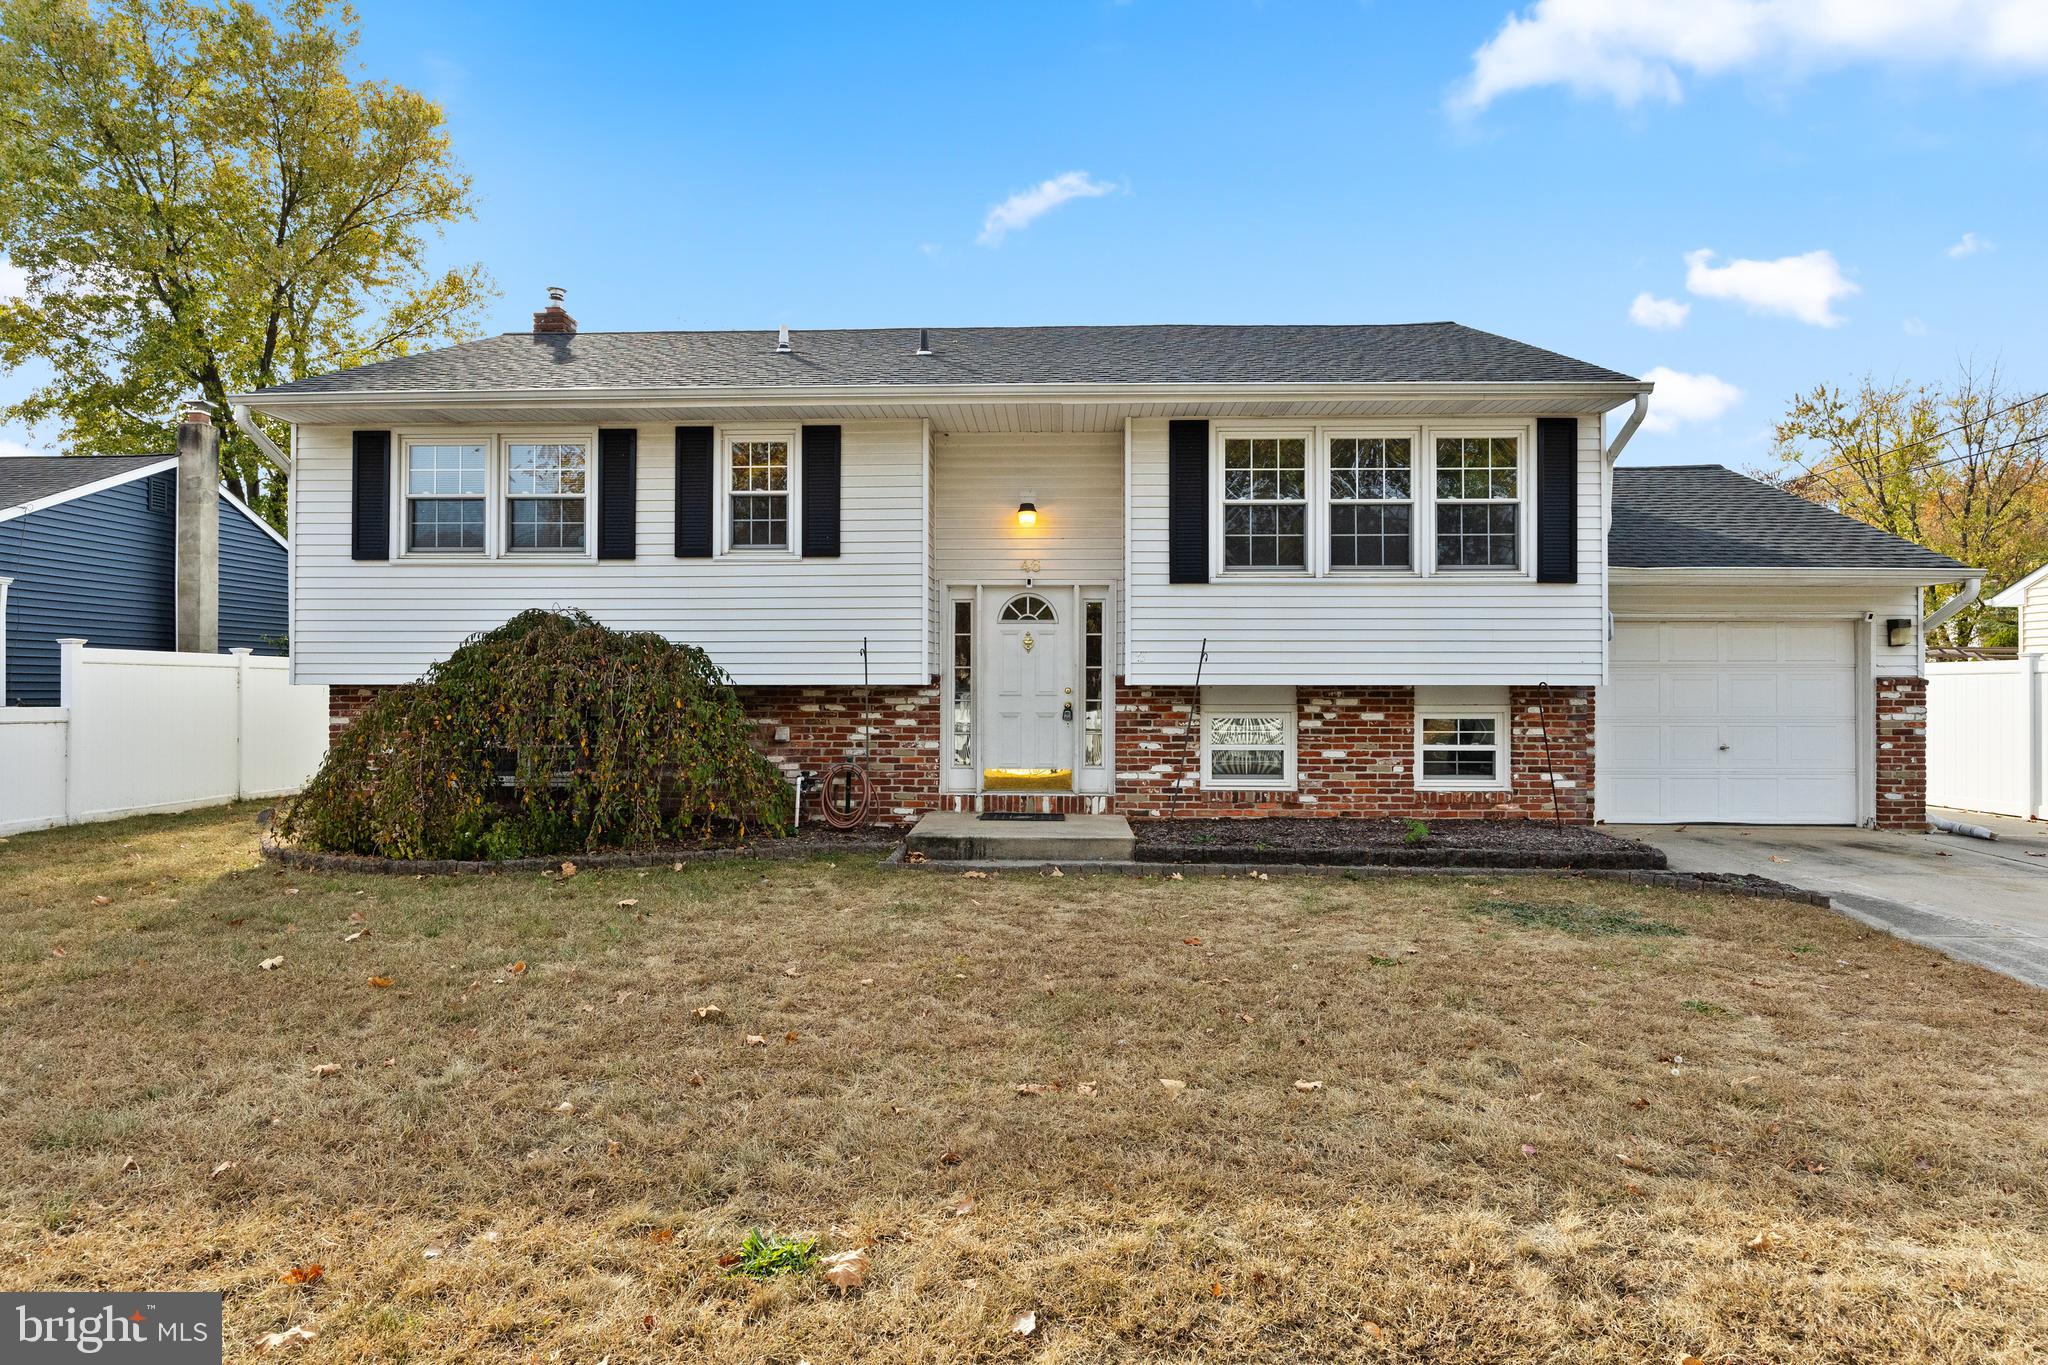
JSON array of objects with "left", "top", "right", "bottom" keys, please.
[
  {"left": 0, "top": 638, "right": 329, "bottom": 836},
  {"left": 1926, "top": 656, "right": 2048, "bottom": 820}
]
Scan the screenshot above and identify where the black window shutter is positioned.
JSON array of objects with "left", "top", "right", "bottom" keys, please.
[
  {"left": 1535, "top": 417, "right": 1578, "bottom": 584},
  {"left": 800, "top": 424, "right": 842, "bottom": 558},
  {"left": 351, "top": 430, "right": 391, "bottom": 561},
  {"left": 674, "top": 425, "right": 714, "bottom": 557},
  {"left": 596, "top": 428, "right": 637, "bottom": 560},
  {"left": 1167, "top": 419, "right": 1210, "bottom": 584}
]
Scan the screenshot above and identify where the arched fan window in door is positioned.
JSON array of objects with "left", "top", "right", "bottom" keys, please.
[{"left": 999, "top": 594, "right": 1057, "bottom": 623}]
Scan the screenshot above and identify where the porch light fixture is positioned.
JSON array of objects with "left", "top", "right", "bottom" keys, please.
[
  {"left": 1016, "top": 498, "right": 1038, "bottom": 528},
  {"left": 1887, "top": 617, "right": 1913, "bottom": 648}
]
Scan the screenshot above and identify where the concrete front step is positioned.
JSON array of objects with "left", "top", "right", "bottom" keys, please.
[{"left": 906, "top": 812, "right": 1135, "bottom": 862}]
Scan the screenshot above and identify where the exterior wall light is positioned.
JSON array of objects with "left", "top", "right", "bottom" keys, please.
[
  {"left": 1017, "top": 499, "right": 1038, "bottom": 528},
  {"left": 1886, "top": 618, "right": 1913, "bottom": 648}
]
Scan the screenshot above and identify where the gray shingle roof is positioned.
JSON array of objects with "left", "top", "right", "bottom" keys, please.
[
  {"left": 1612, "top": 465, "right": 1968, "bottom": 574},
  {"left": 0, "top": 455, "right": 172, "bottom": 511},
  {"left": 249, "top": 323, "right": 1639, "bottom": 397}
]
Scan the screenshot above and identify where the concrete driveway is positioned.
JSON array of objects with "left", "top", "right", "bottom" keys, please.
[{"left": 1609, "top": 811, "right": 2048, "bottom": 989}]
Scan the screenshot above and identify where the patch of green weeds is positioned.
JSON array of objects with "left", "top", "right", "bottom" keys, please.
[
  {"left": 724, "top": 1228, "right": 819, "bottom": 1279},
  {"left": 1472, "top": 899, "right": 1685, "bottom": 938},
  {"left": 1681, "top": 999, "right": 1728, "bottom": 1016}
]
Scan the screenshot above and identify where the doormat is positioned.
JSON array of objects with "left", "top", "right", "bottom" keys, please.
[{"left": 978, "top": 812, "right": 1067, "bottom": 822}]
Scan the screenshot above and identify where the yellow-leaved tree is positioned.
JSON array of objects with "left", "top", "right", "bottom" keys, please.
[
  {"left": 1763, "top": 368, "right": 2048, "bottom": 648},
  {"left": 0, "top": 0, "right": 494, "bottom": 527}
]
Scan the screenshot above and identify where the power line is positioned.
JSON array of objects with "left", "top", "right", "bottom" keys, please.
[{"left": 1778, "top": 388, "right": 2048, "bottom": 487}]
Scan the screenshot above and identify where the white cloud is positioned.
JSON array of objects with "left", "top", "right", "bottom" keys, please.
[
  {"left": 1628, "top": 292, "right": 1690, "bottom": 329},
  {"left": 978, "top": 171, "right": 1117, "bottom": 247},
  {"left": 1453, "top": 0, "right": 2048, "bottom": 112},
  {"left": 0, "top": 438, "right": 49, "bottom": 459},
  {"left": 0, "top": 256, "right": 26, "bottom": 298},
  {"left": 1945, "top": 231, "right": 1992, "bottom": 258},
  {"left": 1683, "top": 247, "right": 1858, "bottom": 326},
  {"left": 1640, "top": 366, "right": 1742, "bottom": 434}
]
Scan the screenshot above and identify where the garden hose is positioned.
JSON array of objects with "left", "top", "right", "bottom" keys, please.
[{"left": 817, "top": 638, "right": 875, "bottom": 829}]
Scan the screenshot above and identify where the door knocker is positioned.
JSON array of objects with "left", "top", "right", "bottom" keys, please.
[{"left": 1022, "top": 631, "right": 1035, "bottom": 653}]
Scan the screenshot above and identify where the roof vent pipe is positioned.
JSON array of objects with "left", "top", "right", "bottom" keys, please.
[
  {"left": 776, "top": 324, "right": 792, "bottom": 353},
  {"left": 915, "top": 328, "right": 932, "bottom": 356}
]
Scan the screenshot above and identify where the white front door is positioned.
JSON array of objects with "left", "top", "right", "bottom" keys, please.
[
  {"left": 985, "top": 592, "right": 1071, "bottom": 782},
  {"left": 1599, "top": 620, "right": 1861, "bottom": 824}
]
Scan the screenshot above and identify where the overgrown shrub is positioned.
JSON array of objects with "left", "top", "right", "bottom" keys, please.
[{"left": 279, "top": 609, "right": 790, "bottom": 859}]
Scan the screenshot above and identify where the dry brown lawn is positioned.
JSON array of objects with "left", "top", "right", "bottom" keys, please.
[{"left": 2, "top": 806, "right": 2046, "bottom": 1363}]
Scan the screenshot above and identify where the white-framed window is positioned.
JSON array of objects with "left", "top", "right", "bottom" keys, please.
[
  {"left": 724, "top": 431, "right": 794, "bottom": 551},
  {"left": 1199, "top": 686, "right": 1297, "bottom": 790},
  {"left": 1328, "top": 434, "right": 1414, "bottom": 570},
  {"left": 504, "top": 438, "right": 589, "bottom": 553},
  {"left": 403, "top": 439, "right": 489, "bottom": 554},
  {"left": 1219, "top": 434, "right": 1309, "bottom": 572},
  {"left": 1415, "top": 706, "right": 1510, "bottom": 790},
  {"left": 1432, "top": 434, "right": 1523, "bottom": 571}
]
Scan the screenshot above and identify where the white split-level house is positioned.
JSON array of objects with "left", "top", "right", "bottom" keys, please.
[{"left": 234, "top": 295, "right": 1978, "bottom": 830}]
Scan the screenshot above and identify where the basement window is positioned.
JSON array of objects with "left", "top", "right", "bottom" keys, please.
[
  {"left": 1416, "top": 708, "right": 1510, "bottom": 791},
  {"left": 1199, "top": 686, "right": 1296, "bottom": 790}
]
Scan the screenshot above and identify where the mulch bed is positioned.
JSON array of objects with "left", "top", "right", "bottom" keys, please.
[{"left": 1131, "top": 817, "right": 1667, "bottom": 870}]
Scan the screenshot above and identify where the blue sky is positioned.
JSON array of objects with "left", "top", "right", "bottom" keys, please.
[{"left": 4, "top": 0, "right": 2045, "bottom": 468}]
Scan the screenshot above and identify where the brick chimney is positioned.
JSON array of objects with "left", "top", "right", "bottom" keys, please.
[
  {"left": 533, "top": 285, "right": 577, "bottom": 335},
  {"left": 175, "top": 402, "right": 219, "bottom": 653}
]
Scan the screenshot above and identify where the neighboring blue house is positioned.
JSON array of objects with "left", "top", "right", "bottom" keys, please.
[{"left": 0, "top": 455, "right": 288, "bottom": 706}]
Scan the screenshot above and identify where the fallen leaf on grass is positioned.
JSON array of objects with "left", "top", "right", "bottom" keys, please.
[
  {"left": 342, "top": 930, "right": 367, "bottom": 943},
  {"left": 558, "top": 861, "right": 577, "bottom": 878},
  {"left": 1075, "top": 1081, "right": 1098, "bottom": 1097},
  {"left": 782, "top": 966, "right": 801, "bottom": 977},
  {"left": 1293, "top": 1079, "right": 1323, "bottom": 1092},
  {"left": 91, "top": 895, "right": 112, "bottom": 907},
  {"left": 507, "top": 961, "right": 527, "bottom": 975},
  {"left": 744, "top": 1035, "right": 767, "bottom": 1047},
  {"left": 347, "top": 910, "right": 364, "bottom": 924},
  {"left": 1015, "top": 1082, "right": 1055, "bottom": 1096},
  {"left": 120, "top": 1155, "right": 139, "bottom": 1173},
  {"left": 312, "top": 1063, "right": 340, "bottom": 1078},
  {"left": 692, "top": 1005, "right": 724, "bottom": 1022},
  {"left": 259, "top": 956, "right": 285, "bottom": 970},
  {"left": 281, "top": 1263, "right": 324, "bottom": 1286},
  {"left": 1158, "top": 1078, "right": 1186, "bottom": 1095},
  {"left": 615, "top": 898, "right": 639, "bottom": 908},
  {"left": 1167, "top": 871, "right": 1184, "bottom": 881},
  {"left": 784, "top": 1031, "right": 800, "bottom": 1044},
  {"left": 649, "top": 1228, "right": 675, "bottom": 1244},
  {"left": 1011, "top": 1310, "right": 1037, "bottom": 1337},
  {"left": 554, "top": 1101, "right": 575, "bottom": 1114},
  {"left": 256, "top": 1325, "right": 316, "bottom": 1352},
  {"left": 952, "top": 1197, "right": 976, "bottom": 1217},
  {"left": 962, "top": 869, "right": 990, "bottom": 880},
  {"left": 367, "top": 976, "right": 393, "bottom": 989},
  {"left": 422, "top": 1247, "right": 441, "bottom": 1260},
  {"left": 210, "top": 1160, "right": 236, "bottom": 1177},
  {"left": 1184, "top": 936, "right": 1203, "bottom": 946},
  {"left": 1520, "top": 1143, "right": 1538, "bottom": 1157},
  {"left": 688, "top": 1071, "right": 705, "bottom": 1086},
  {"left": 1745, "top": 1230, "right": 1783, "bottom": 1256},
  {"left": 820, "top": 1247, "right": 869, "bottom": 1291},
  {"left": 49, "top": 946, "right": 66, "bottom": 958},
  {"left": 938, "top": 1149, "right": 963, "bottom": 1166}
]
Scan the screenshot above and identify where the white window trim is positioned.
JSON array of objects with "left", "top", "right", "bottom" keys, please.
[
  {"left": 717, "top": 425, "right": 802, "bottom": 559},
  {"left": 942, "top": 588, "right": 977, "bottom": 792},
  {"left": 1080, "top": 589, "right": 1112, "bottom": 784},
  {"left": 1421, "top": 426, "right": 1532, "bottom": 578},
  {"left": 1210, "top": 426, "right": 1315, "bottom": 579},
  {"left": 1324, "top": 426, "right": 1422, "bottom": 576},
  {"left": 501, "top": 432, "right": 597, "bottom": 560},
  {"left": 1199, "top": 687, "right": 1298, "bottom": 791},
  {"left": 394, "top": 430, "right": 599, "bottom": 562},
  {"left": 1414, "top": 705, "right": 1512, "bottom": 792}
]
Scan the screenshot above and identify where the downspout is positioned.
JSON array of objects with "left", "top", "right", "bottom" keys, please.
[
  {"left": 1920, "top": 576, "right": 1982, "bottom": 639},
  {"left": 229, "top": 404, "right": 290, "bottom": 474},
  {"left": 1603, "top": 393, "right": 1648, "bottom": 463}
]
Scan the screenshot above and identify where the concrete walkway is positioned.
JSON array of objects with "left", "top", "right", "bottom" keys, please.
[{"left": 1610, "top": 813, "right": 2048, "bottom": 989}]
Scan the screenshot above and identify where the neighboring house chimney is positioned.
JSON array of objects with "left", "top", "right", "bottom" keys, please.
[
  {"left": 176, "top": 402, "right": 219, "bottom": 653},
  {"left": 533, "top": 285, "right": 577, "bottom": 335}
]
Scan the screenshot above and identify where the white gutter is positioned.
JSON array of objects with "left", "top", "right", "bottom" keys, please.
[
  {"left": 1603, "top": 393, "right": 1648, "bottom": 462},
  {"left": 229, "top": 404, "right": 290, "bottom": 474},
  {"left": 1920, "top": 575, "right": 1982, "bottom": 636}
]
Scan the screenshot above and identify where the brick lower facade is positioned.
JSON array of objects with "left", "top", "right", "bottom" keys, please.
[
  {"left": 1874, "top": 674, "right": 1929, "bottom": 832},
  {"left": 324, "top": 674, "right": 1930, "bottom": 830},
  {"left": 1114, "top": 683, "right": 1595, "bottom": 821}
]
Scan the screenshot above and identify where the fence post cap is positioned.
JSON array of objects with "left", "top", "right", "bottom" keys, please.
[{"left": 230, "top": 647, "right": 253, "bottom": 656}]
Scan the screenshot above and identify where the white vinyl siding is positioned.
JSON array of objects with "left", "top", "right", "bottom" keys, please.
[
  {"left": 931, "top": 431, "right": 1124, "bottom": 585},
  {"left": 290, "top": 420, "right": 928, "bottom": 686},
  {"left": 1125, "top": 416, "right": 1607, "bottom": 686},
  {"left": 2020, "top": 578, "right": 2048, "bottom": 655}
]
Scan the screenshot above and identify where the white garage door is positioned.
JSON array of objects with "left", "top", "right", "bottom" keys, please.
[{"left": 1599, "top": 620, "right": 1860, "bottom": 824}]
